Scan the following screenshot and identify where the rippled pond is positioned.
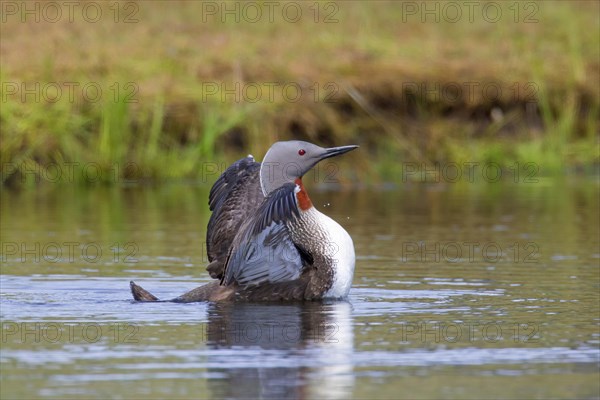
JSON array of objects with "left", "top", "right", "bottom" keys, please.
[{"left": 1, "top": 178, "right": 599, "bottom": 399}]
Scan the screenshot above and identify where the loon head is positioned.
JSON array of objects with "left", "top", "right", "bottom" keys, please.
[{"left": 259, "top": 140, "right": 358, "bottom": 195}]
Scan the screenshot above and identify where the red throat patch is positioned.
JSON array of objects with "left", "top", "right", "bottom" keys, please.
[{"left": 294, "top": 178, "right": 313, "bottom": 211}]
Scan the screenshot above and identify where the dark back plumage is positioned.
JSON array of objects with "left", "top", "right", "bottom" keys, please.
[{"left": 206, "top": 156, "right": 264, "bottom": 279}]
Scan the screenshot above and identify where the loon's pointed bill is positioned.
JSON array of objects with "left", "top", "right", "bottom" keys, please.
[{"left": 322, "top": 145, "right": 359, "bottom": 160}]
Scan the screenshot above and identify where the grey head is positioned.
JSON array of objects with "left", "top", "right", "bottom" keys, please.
[{"left": 259, "top": 140, "right": 358, "bottom": 195}]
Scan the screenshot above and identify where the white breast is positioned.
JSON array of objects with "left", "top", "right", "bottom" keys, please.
[{"left": 311, "top": 210, "right": 356, "bottom": 299}]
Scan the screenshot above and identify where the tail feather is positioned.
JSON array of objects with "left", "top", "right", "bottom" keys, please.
[{"left": 130, "top": 281, "right": 159, "bottom": 302}]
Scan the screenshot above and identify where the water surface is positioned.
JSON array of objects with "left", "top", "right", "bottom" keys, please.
[{"left": 1, "top": 179, "right": 599, "bottom": 399}]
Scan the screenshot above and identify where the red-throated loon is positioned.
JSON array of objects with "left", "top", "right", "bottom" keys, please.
[{"left": 130, "top": 140, "right": 358, "bottom": 302}]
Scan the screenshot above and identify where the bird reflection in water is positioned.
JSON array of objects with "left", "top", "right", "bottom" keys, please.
[{"left": 204, "top": 301, "right": 355, "bottom": 399}]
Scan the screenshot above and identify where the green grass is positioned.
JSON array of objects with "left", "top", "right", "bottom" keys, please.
[{"left": 1, "top": 1, "right": 598, "bottom": 187}]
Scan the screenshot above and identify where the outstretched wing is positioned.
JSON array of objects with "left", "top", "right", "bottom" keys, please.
[
  {"left": 222, "top": 183, "right": 309, "bottom": 287},
  {"left": 206, "top": 156, "right": 265, "bottom": 279}
]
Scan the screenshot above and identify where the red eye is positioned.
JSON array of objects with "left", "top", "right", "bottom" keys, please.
[{"left": 298, "top": 149, "right": 306, "bottom": 156}]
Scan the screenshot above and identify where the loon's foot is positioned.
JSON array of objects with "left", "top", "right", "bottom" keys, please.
[{"left": 130, "top": 281, "right": 159, "bottom": 302}]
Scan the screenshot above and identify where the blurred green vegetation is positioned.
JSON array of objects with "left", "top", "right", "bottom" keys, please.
[{"left": 1, "top": 0, "right": 598, "bottom": 187}]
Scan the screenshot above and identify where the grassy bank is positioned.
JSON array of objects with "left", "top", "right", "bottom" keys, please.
[{"left": 1, "top": 0, "right": 598, "bottom": 187}]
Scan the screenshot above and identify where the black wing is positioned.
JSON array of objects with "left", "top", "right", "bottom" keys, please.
[
  {"left": 222, "top": 183, "right": 305, "bottom": 287},
  {"left": 206, "top": 156, "right": 265, "bottom": 279}
]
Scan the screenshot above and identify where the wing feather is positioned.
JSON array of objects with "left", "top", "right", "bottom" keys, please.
[
  {"left": 223, "top": 183, "right": 305, "bottom": 287},
  {"left": 205, "top": 156, "right": 264, "bottom": 279}
]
